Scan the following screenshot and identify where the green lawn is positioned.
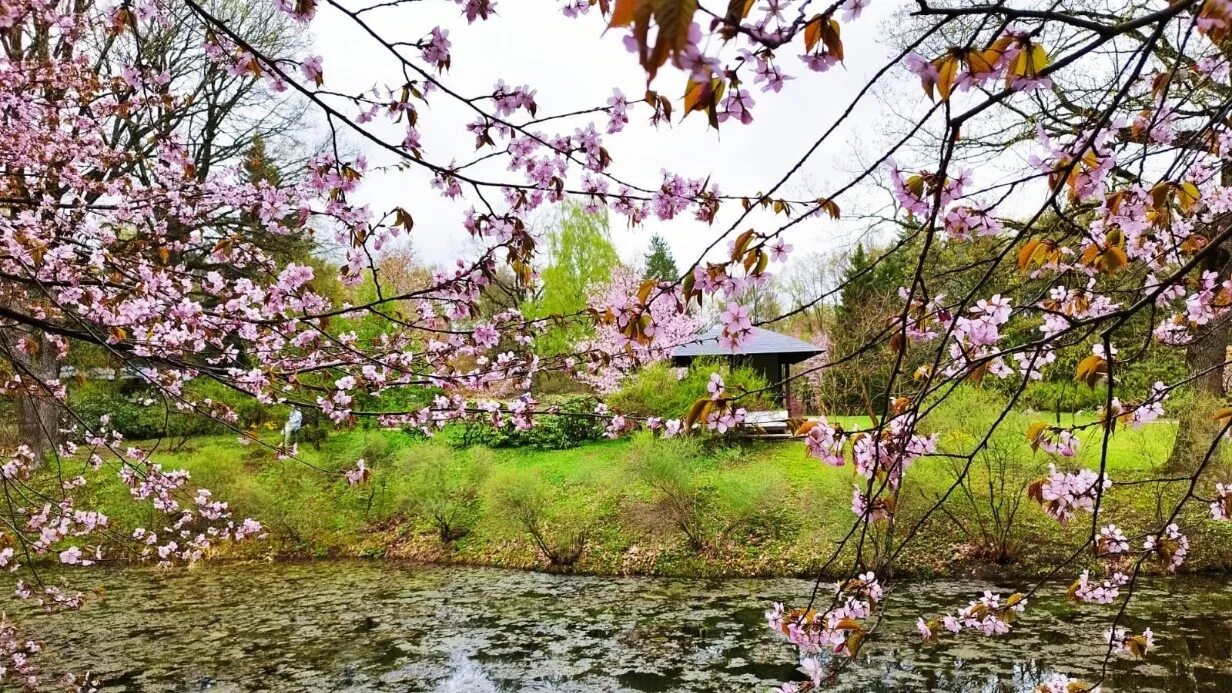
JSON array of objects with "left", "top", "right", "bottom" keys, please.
[{"left": 59, "top": 403, "right": 1232, "bottom": 579}]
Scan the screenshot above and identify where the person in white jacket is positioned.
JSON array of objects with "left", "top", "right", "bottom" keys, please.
[{"left": 283, "top": 406, "right": 303, "bottom": 447}]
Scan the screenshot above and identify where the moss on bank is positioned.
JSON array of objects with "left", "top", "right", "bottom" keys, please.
[{"left": 62, "top": 409, "right": 1232, "bottom": 580}]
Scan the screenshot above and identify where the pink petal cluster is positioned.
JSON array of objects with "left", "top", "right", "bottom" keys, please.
[{"left": 1035, "top": 464, "right": 1110, "bottom": 523}]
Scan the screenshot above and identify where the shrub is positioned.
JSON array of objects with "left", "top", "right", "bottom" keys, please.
[
  {"left": 921, "top": 385, "right": 1046, "bottom": 562},
  {"left": 524, "top": 396, "right": 608, "bottom": 449},
  {"left": 608, "top": 359, "right": 775, "bottom": 419},
  {"left": 398, "top": 444, "right": 492, "bottom": 542},
  {"left": 1014, "top": 343, "right": 1184, "bottom": 414},
  {"left": 68, "top": 381, "right": 226, "bottom": 440},
  {"left": 66, "top": 379, "right": 301, "bottom": 441},
  {"left": 711, "top": 466, "right": 792, "bottom": 545},
  {"left": 625, "top": 433, "right": 712, "bottom": 550},
  {"left": 1017, "top": 380, "right": 1109, "bottom": 413},
  {"left": 624, "top": 433, "right": 787, "bottom": 551},
  {"left": 232, "top": 460, "right": 368, "bottom": 552},
  {"left": 445, "top": 395, "right": 606, "bottom": 450},
  {"left": 352, "top": 385, "right": 443, "bottom": 419},
  {"left": 484, "top": 467, "right": 590, "bottom": 566}
]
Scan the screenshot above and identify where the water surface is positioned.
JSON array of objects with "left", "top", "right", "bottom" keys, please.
[{"left": 31, "top": 561, "right": 1232, "bottom": 691}]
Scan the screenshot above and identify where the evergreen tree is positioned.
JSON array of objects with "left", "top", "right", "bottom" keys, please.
[
  {"left": 643, "top": 233, "right": 679, "bottom": 281},
  {"left": 838, "top": 243, "right": 876, "bottom": 321},
  {"left": 241, "top": 136, "right": 317, "bottom": 267}
]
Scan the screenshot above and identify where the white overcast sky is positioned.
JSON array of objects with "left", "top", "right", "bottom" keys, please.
[{"left": 311, "top": 0, "right": 915, "bottom": 273}]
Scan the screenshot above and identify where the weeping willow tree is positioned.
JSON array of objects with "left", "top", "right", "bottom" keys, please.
[{"left": 531, "top": 202, "right": 622, "bottom": 356}]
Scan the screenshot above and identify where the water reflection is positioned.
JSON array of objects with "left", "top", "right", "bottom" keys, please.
[{"left": 27, "top": 562, "right": 1232, "bottom": 691}]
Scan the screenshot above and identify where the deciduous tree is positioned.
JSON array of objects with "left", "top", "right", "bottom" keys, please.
[{"left": 6, "top": 0, "right": 1232, "bottom": 690}]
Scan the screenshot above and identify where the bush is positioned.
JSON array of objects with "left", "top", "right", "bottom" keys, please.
[
  {"left": 711, "top": 466, "right": 792, "bottom": 545},
  {"left": 1013, "top": 341, "right": 1184, "bottom": 414},
  {"left": 352, "top": 385, "right": 443, "bottom": 422},
  {"left": 67, "top": 379, "right": 298, "bottom": 441},
  {"left": 484, "top": 467, "right": 590, "bottom": 565},
  {"left": 626, "top": 433, "right": 711, "bottom": 549},
  {"left": 397, "top": 444, "right": 491, "bottom": 542},
  {"left": 1017, "top": 380, "right": 1108, "bottom": 413},
  {"left": 607, "top": 359, "right": 775, "bottom": 419},
  {"left": 69, "top": 381, "right": 225, "bottom": 440},
  {"left": 229, "top": 460, "right": 367, "bottom": 553},
  {"left": 445, "top": 395, "right": 606, "bottom": 450},
  {"left": 624, "top": 433, "right": 786, "bottom": 551},
  {"left": 921, "top": 385, "right": 1046, "bottom": 562},
  {"left": 525, "top": 396, "right": 608, "bottom": 449}
]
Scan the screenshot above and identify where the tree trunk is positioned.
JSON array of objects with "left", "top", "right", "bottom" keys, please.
[
  {"left": 1164, "top": 326, "right": 1228, "bottom": 472},
  {"left": 7, "top": 330, "right": 61, "bottom": 460},
  {"left": 1165, "top": 163, "right": 1232, "bottom": 471}
]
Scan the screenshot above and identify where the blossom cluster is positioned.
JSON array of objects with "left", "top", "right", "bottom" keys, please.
[
  {"left": 576, "top": 268, "right": 700, "bottom": 394},
  {"left": 1211, "top": 483, "right": 1231, "bottom": 521},
  {"left": 916, "top": 591, "right": 1028, "bottom": 641},
  {"left": 1143, "top": 523, "right": 1189, "bottom": 572},
  {"left": 766, "top": 573, "right": 883, "bottom": 689},
  {"left": 1069, "top": 570, "right": 1128, "bottom": 605},
  {"left": 1030, "top": 464, "right": 1111, "bottom": 523},
  {"left": 1105, "top": 626, "right": 1155, "bottom": 657}
]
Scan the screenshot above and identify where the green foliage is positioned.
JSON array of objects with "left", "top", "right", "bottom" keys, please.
[
  {"left": 396, "top": 444, "right": 492, "bottom": 542},
  {"left": 606, "top": 359, "right": 775, "bottom": 418},
  {"left": 353, "top": 385, "right": 443, "bottom": 421},
  {"left": 624, "top": 433, "right": 784, "bottom": 550},
  {"left": 828, "top": 239, "right": 915, "bottom": 413},
  {"left": 710, "top": 463, "right": 795, "bottom": 544},
  {"left": 59, "top": 417, "right": 1232, "bottom": 576},
  {"left": 1014, "top": 341, "right": 1185, "bottom": 414},
  {"left": 921, "top": 385, "right": 1047, "bottom": 562},
  {"left": 528, "top": 397, "right": 609, "bottom": 449},
  {"left": 445, "top": 395, "right": 607, "bottom": 450},
  {"left": 626, "top": 433, "right": 711, "bottom": 549},
  {"left": 531, "top": 201, "right": 621, "bottom": 354},
  {"left": 484, "top": 467, "right": 590, "bottom": 565},
  {"left": 1017, "top": 381, "right": 1110, "bottom": 413},
  {"left": 68, "top": 381, "right": 223, "bottom": 440},
  {"left": 643, "top": 233, "right": 679, "bottom": 281},
  {"left": 67, "top": 379, "right": 296, "bottom": 441}
]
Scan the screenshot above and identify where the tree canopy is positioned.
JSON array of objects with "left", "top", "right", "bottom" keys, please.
[
  {"left": 4, "top": 0, "right": 1232, "bottom": 690},
  {"left": 643, "top": 233, "right": 679, "bottom": 281}
]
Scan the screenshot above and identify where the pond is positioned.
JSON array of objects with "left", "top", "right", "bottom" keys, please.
[{"left": 28, "top": 561, "right": 1232, "bottom": 691}]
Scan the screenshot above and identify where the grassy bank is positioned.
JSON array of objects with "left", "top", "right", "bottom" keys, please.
[{"left": 66, "top": 397, "right": 1232, "bottom": 579}]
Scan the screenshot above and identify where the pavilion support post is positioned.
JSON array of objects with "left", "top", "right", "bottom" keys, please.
[{"left": 782, "top": 361, "right": 791, "bottom": 414}]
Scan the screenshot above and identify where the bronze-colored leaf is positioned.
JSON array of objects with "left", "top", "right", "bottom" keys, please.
[
  {"left": 637, "top": 279, "right": 656, "bottom": 304},
  {"left": 1016, "top": 239, "right": 1038, "bottom": 270},
  {"left": 724, "top": 0, "right": 755, "bottom": 23},
  {"left": 731, "top": 229, "right": 756, "bottom": 261},
  {"left": 1025, "top": 421, "right": 1048, "bottom": 451},
  {"left": 803, "top": 14, "right": 823, "bottom": 53},
  {"left": 794, "top": 420, "right": 819, "bottom": 436},
  {"left": 1074, "top": 354, "right": 1107, "bottom": 389},
  {"left": 817, "top": 197, "right": 841, "bottom": 219},
  {"left": 1027, "top": 478, "right": 1045, "bottom": 504},
  {"left": 684, "top": 397, "right": 709, "bottom": 431},
  {"left": 819, "top": 17, "right": 843, "bottom": 62},
  {"left": 643, "top": 0, "right": 699, "bottom": 81},
  {"left": 609, "top": 0, "right": 641, "bottom": 26},
  {"left": 935, "top": 55, "right": 958, "bottom": 101}
]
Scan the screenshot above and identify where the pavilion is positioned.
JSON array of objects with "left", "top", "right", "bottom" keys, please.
[{"left": 671, "top": 326, "right": 824, "bottom": 413}]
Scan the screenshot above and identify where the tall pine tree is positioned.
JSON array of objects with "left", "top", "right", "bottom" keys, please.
[
  {"left": 643, "top": 233, "right": 679, "bottom": 281},
  {"left": 242, "top": 136, "right": 317, "bottom": 267}
]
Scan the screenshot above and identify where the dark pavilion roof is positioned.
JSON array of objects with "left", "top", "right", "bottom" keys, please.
[{"left": 671, "top": 326, "right": 825, "bottom": 366}]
